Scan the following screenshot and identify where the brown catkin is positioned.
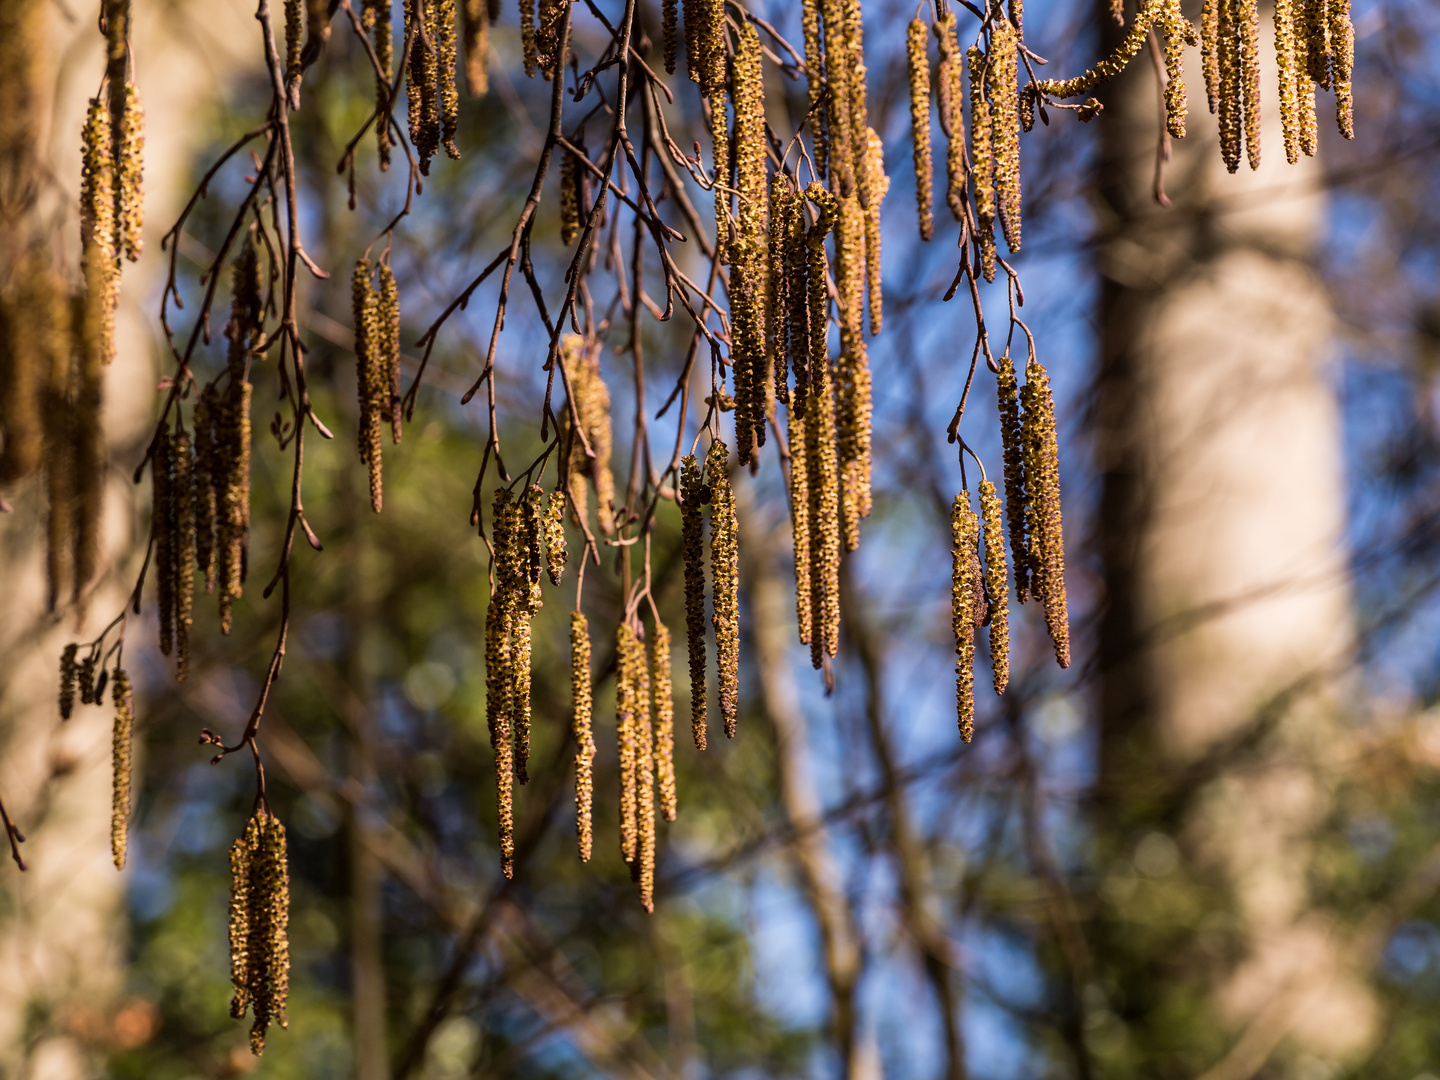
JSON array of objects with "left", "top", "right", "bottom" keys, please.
[
  {"left": 1021, "top": 358, "right": 1070, "bottom": 668},
  {"left": 193, "top": 387, "right": 219, "bottom": 593},
  {"left": 228, "top": 816, "right": 256, "bottom": 1021},
  {"left": 820, "top": 0, "right": 856, "bottom": 198},
  {"left": 707, "top": 440, "right": 740, "bottom": 737},
  {"left": 117, "top": 82, "right": 144, "bottom": 262},
  {"left": 154, "top": 427, "right": 176, "bottom": 657},
  {"left": 438, "top": 0, "right": 461, "bottom": 158},
  {"left": 789, "top": 405, "right": 812, "bottom": 645},
  {"left": 951, "top": 491, "right": 977, "bottom": 742},
  {"left": 59, "top": 645, "right": 79, "bottom": 720},
  {"left": 79, "top": 652, "right": 97, "bottom": 706},
  {"left": 907, "top": 20, "right": 935, "bottom": 242},
  {"left": 1329, "top": 0, "right": 1354, "bottom": 138},
  {"left": 1237, "top": 0, "right": 1261, "bottom": 168},
  {"left": 802, "top": 0, "right": 828, "bottom": 179},
  {"left": 1159, "top": 5, "right": 1196, "bottom": 141},
  {"left": 978, "top": 480, "right": 1010, "bottom": 694},
  {"left": 1217, "top": 0, "right": 1242, "bottom": 171},
  {"left": 369, "top": 0, "right": 395, "bottom": 166},
  {"left": 996, "top": 354, "right": 1029, "bottom": 601},
  {"left": 378, "top": 264, "right": 402, "bottom": 445},
  {"left": 285, "top": 0, "right": 303, "bottom": 101},
  {"left": 802, "top": 185, "right": 841, "bottom": 665},
  {"left": 680, "top": 455, "right": 709, "bottom": 749},
  {"left": 990, "top": 21, "right": 1022, "bottom": 254},
  {"left": 935, "top": 14, "right": 968, "bottom": 224},
  {"left": 617, "top": 623, "right": 641, "bottom": 865},
  {"left": 563, "top": 336, "right": 617, "bottom": 535},
  {"left": 560, "top": 144, "right": 582, "bottom": 246},
  {"left": 407, "top": 0, "right": 440, "bottom": 172},
  {"left": 570, "top": 612, "right": 595, "bottom": 860},
  {"left": 111, "top": 667, "right": 133, "bottom": 870},
  {"left": 486, "top": 489, "right": 515, "bottom": 877},
  {"left": 80, "top": 96, "right": 118, "bottom": 370},
  {"left": 651, "top": 621, "right": 677, "bottom": 823},
  {"left": 230, "top": 811, "right": 291, "bottom": 1055},
  {"left": 1275, "top": 0, "right": 1300, "bottom": 161},
  {"left": 460, "top": 0, "right": 488, "bottom": 97},
  {"left": 731, "top": 24, "right": 769, "bottom": 467},
  {"left": 544, "top": 488, "right": 567, "bottom": 585},
  {"left": 863, "top": 127, "right": 887, "bottom": 336},
  {"left": 219, "top": 379, "right": 252, "bottom": 635},
  {"left": 635, "top": 626, "right": 656, "bottom": 911},
  {"left": 699, "top": 0, "right": 724, "bottom": 94},
  {"left": 353, "top": 260, "right": 383, "bottom": 512},
  {"left": 709, "top": 91, "right": 731, "bottom": 262},
  {"left": 173, "top": 427, "right": 196, "bottom": 682},
  {"left": 767, "top": 176, "right": 798, "bottom": 407},
  {"left": 511, "top": 487, "right": 544, "bottom": 785},
  {"left": 520, "top": 0, "right": 537, "bottom": 75},
  {"left": 663, "top": 0, "right": 677, "bottom": 74},
  {"left": 1202, "top": 0, "right": 1220, "bottom": 113},
  {"left": 968, "top": 47, "right": 998, "bottom": 282},
  {"left": 844, "top": 0, "right": 874, "bottom": 215},
  {"left": 1304, "top": 0, "right": 1331, "bottom": 87}
]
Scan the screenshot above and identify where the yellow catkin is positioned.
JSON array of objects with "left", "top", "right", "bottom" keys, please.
[
  {"left": 651, "top": 621, "right": 677, "bottom": 823},
  {"left": 767, "top": 176, "right": 798, "bottom": 407},
  {"left": 1304, "top": 0, "right": 1330, "bottom": 87},
  {"left": 560, "top": 144, "right": 581, "bottom": 246},
  {"left": 110, "top": 668, "right": 133, "bottom": 870},
  {"left": 968, "top": 48, "right": 998, "bottom": 283},
  {"left": 1202, "top": 0, "right": 1221, "bottom": 113},
  {"left": 820, "top": 0, "right": 856, "bottom": 198},
  {"left": 285, "top": 0, "right": 303, "bottom": 100},
  {"left": 700, "top": 0, "right": 724, "bottom": 93},
  {"left": 990, "top": 22, "right": 1022, "bottom": 254},
  {"left": 1021, "top": 358, "right": 1070, "bottom": 668},
  {"left": 863, "top": 127, "right": 887, "bottom": 336},
  {"left": 934, "top": 14, "right": 967, "bottom": 223},
  {"left": 1329, "top": 0, "right": 1353, "bottom": 138},
  {"left": 907, "top": 20, "right": 935, "bottom": 241},
  {"left": 786, "top": 183, "right": 815, "bottom": 417},
  {"left": 1034, "top": 0, "right": 1171, "bottom": 100},
  {"left": 835, "top": 195, "right": 864, "bottom": 354},
  {"left": 438, "top": 0, "right": 460, "bottom": 158},
  {"left": 707, "top": 440, "right": 740, "bottom": 737},
  {"left": 1274, "top": 0, "right": 1300, "bottom": 161},
  {"left": 1238, "top": 0, "right": 1261, "bottom": 168},
  {"left": 680, "top": 455, "right": 709, "bottom": 749},
  {"left": 570, "top": 611, "right": 595, "bottom": 861},
  {"left": 788, "top": 403, "right": 813, "bottom": 646},
  {"left": 1217, "top": 0, "right": 1242, "bottom": 171},
  {"left": 72, "top": 300, "right": 105, "bottom": 606},
  {"left": 460, "top": 0, "right": 488, "bottom": 97},
  {"left": 353, "top": 260, "right": 384, "bottom": 512},
  {"left": 117, "top": 82, "right": 144, "bottom": 262},
  {"left": 801, "top": 184, "right": 840, "bottom": 666},
  {"left": 835, "top": 186, "right": 873, "bottom": 553},
  {"left": 367, "top": 0, "right": 395, "bottom": 166},
  {"left": 174, "top": 426, "right": 196, "bottom": 682},
  {"left": 617, "top": 622, "right": 640, "bottom": 866},
  {"left": 406, "top": 0, "right": 440, "bottom": 172},
  {"left": 154, "top": 428, "right": 176, "bottom": 657},
  {"left": 194, "top": 385, "right": 219, "bottom": 594},
  {"left": 544, "top": 488, "right": 567, "bottom": 585},
  {"left": 802, "top": 0, "right": 828, "bottom": 179},
  {"left": 378, "top": 263, "right": 402, "bottom": 445},
  {"left": 844, "top": 0, "right": 874, "bottom": 214},
  {"left": 978, "top": 480, "right": 1010, "bottom": 694},
  {"left": 520, "top": 0, "right": 537, "bottom": 76},
  {"left": 1161, "top": 5, "right": 1195, "bottom": 141},
  {"left": 710, "top": 91, "right": 731, "bottom": 261},
  {"left": 511, "top": 486, "right": 544, "bottom": 785},
  {"left": 563, "top": 336, "right": 617, "bottom": 535},
  {"left": 951, "top": 491, "right": 977, "bottom": 743},
  {"left": 219, "top": 247, "right": 259, "bottom": 634},
  {"left": 486, "top": 489, "right": 515, "bottom": 877},
  {"left": 59, "top": 644, "right": 79, "bottom": 720},
  {"left": 80, "top": 96, "right": 117, "bottom": 369},
  {"left": 230, "top": 811, "right": 291, "bottom": 1055},
  {"left": 731, "top": 24, "right": 769, "bottom": 467},
  {"left": 996, "top": 354, "right": 1029, "bottom": 602},
  {"left": 635, "top": 626, "right": 656, "bottom": 911}
]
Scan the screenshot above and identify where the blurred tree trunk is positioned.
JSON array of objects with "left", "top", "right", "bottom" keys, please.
[
  {"left": 0, "top": 3, "right": 250, "bottom": 1074},
  {"left": 1091, "top": 4, "right": 1376, "bottom": 1074}
]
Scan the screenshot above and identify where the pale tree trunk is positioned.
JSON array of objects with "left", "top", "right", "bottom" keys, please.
[
  {"left": 1092, "top": 2, "right": 1376, "bottom": 1073},
  {"left": 0, "top": 3, "right": 250, "bottom": 1075}
]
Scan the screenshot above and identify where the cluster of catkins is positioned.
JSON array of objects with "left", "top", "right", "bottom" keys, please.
[
  {"left": 228, "top": 808, "right": 291, "bottom": 1056},
  {"left": 56, "top": 648, "right": 134, "bottom": 870},
  {"left": 615, "top": 619, "right": 679, "bottom": 912},
  {"left": 352, "top": 258, "right": 403, "bottom": 511}
]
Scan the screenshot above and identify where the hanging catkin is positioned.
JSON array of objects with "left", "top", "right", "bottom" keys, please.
[
  {"left": 951, "top": 490, "right": 977, "bottom": 742},
  {"left": 229, "top": 810, "right": 290, "bottom": 1055},
  {"left": 80, "top": 95, "right": 118, "bottom": 369},
  {"left": 819, "top": 0, "right": 856, "bottom": 198},
  {"left": 990, "top": 21, "right": 1022, "bottom": 254},
  {"left": 460, "top": 0, "right": 488, "bottom": 96},
  {"left": 1330, "top": 0, "right": 1354, "bottom": 138},
  {"left": 978, "top": 479, "right": 1010, "bottom": 694},
  {"left": 154, "top": 426, "right": 176, "bottom": 658},
  {"left": 563, "top": 336, "right": 617, "bottom": 535},
  {"left": 617, "top": 622, "right": 641, "bottom": 866},
  {"left": 544, "top": 488, "right": 567, "bottom": 584},
  {"left": 709, "top": 91, "right": 731, "bottom": 262},
  {"left": 934, "top": 13, "right": 968, "bottom": 224},
  {"left": 1202, "top": 0, "right": 1221, "bottom": 114},
  {"left": 662, "top": 0, "right": 677, "bottom": 73},
  {"left": 72, "top": 299, "right": 105, "bottom": 606},
  {"left": 844, "top": 0, "right": 875, "bottom": 214},
  {"left": 59, "top": 645, "right": 79, "bottom": 720},
  {"left": 767, "top": 176, "right": 798, "bottom": 407},
  {"left": 731, "top": 24, "right": 769, "bottom": 466},
  {"left": 510, "top": 486, "right": 544, "bottom": 784},
  {"left": 802, "top": 185, "right": 841, "bottom": 665},
  {"left": 570, "top": 611, "right": 595, "bottom": 861},
  {"left": 285, "top": 0, "right": 303, "bottom": 101},
  {"left": 635, "top": 625, "right": 657, "bottom": 911},
  {"left": 365, "top": 0, "right": 395, "bottom": 166},
  {"left": 486, "top": 488, "right": 516, "bottom": 878},
  {"left": 968, "top": 46, "right": 998, "bottom": 282},
  {"left": 707, "top": 440, "right": 740, "bottom": 737},
  {"left": 651, "top": 621, "right": 677, "bottom": 823},
  {"left": 789, "top": 403, "right": 813, "bottom": 647},
  {"left": 560, "top": 140, "right": 582, "bottom": 246},
  {"left": 906, "top": 20, "right": 934, "bottom": 242},
  {"left": 996, "top": 354, "right": 1028, "bottom": 602},
  {"left": 680, "top": 455, "right": 709, "bottom": 749},
  {"left": 1021, "top": 358, "right": 1069, "bottom": 668},
  {"left": 406, "top": 0, "right": 441, "bottom": 173},
  {"left": 110, "top": 667, "right": 133, "bottom": 870},
  {"left": 1274, "top": 0, "right": 1300, "bottom": 161},
  {"left": 835, "top": 185, "right": 873, "bottom": 553},
  {"left": 438, "top": 0, "right": 461, "bottom": 158},
  {"left": 353, "top": 259, "right": 385, "bottom": 511},
  {"left": 219, "top": 246, "right": 260, "bottom": 635},
  {"left": 802, "top": 0, "right": 828, "bottom": 179},
  {"left": 378, "top": 264, "right": 402, "bottom": 445},
  {"left": 174, "top": 425, "right": 196, "bottom": 682},
  {"left": 194, "top": 385, "right": 220, "bottom": 594},
  {"left": 117, "top": 82, "right": 144, "bottom": 262},
  {"left": 520, "top": 0, "right": 537, "bottom": 75}
]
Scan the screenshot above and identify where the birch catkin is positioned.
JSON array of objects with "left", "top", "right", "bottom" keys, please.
[
  {"left": 635, "top": 626, "right": 657, "bottom": 911},
  {"left": 229, "top": 811, "right": 290, "bottom": 1055},
  {"left": 117, "top": 82, "right": 144, "bottom": 262},
  {"left": 680, "top": 455, "right": 708, "bottom": 749},
  {"left": 173, "top": 426, "right": 196, "bottom": 682},
  {"left": 486, "top": 488, "right": 515, "bottom": 878},
  {"left": 978, "top": 480, "right": 1010, "bottom": 695},
  {"left": 617, "top": 622, "right": 641, "bottom": 865},
  {"left": 1021, "top": 359, "right": 1070, "bottom": 668},
  {"left": 989, "top": 21, "right": 1023, "bottom": 254},
  {"left": 353, "top": 259, "right": 385, "bottom": 512},
  {"left": 707, "top": 440, "right": 740, "bottom": 737},
  {"left": 111, "top": 667, "right": 133, "bottom": 870},
  {"left": 934, "top": 14, "right": 968, "bottom": 224},
  {"left": 951, "top": 491, "right": 977, "bottom": 743},
  {"left": 368, "top": 0, "right": 395, "bottom": 165},
  {"left": 907, "top": 19, "right": 935, "bottom": 242},
  {"left": 651, "top": 621, "right": 677, "bottom": 823},
  {"left": 731, "top": 25, "right": 769, "bottom": 466},
  {"left": 997, "top": 354, "right": 1029, "bottom": 602},
  {"left": 571, "top": 611, "right": 595, "bottom": 861},
  {"left": 968, "top": 47, "right": 998, "bottom": 282}
]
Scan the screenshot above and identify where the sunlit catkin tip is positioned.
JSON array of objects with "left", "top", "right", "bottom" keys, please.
[
  {"left": 651, "top": 622, "right": 678, "bottom": 822},
  {"left": 680, "top": 455, "right": 709, "bottom": 749},
  {"left": 979, "top": 480, "right": 1011, "bottom": 695},
  {"left": 110, "top": 668, "right": 133, "bottom": 870},
  {"left": 906, "top": 20, "right": 935, "bottom": 242},
  {"left": 706, "top": 441, "right": 740, "bottom": 737},
  {"left": 951, "top": 491, "right": 977, "bottom": 742},
  {"left": 570, "top": 611, "right": 595, "bottom": 861}
]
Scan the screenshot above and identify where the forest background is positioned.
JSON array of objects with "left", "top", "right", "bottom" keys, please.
[{"left": 3, "top": 0, "right": 1440, "bottom": 1079}]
